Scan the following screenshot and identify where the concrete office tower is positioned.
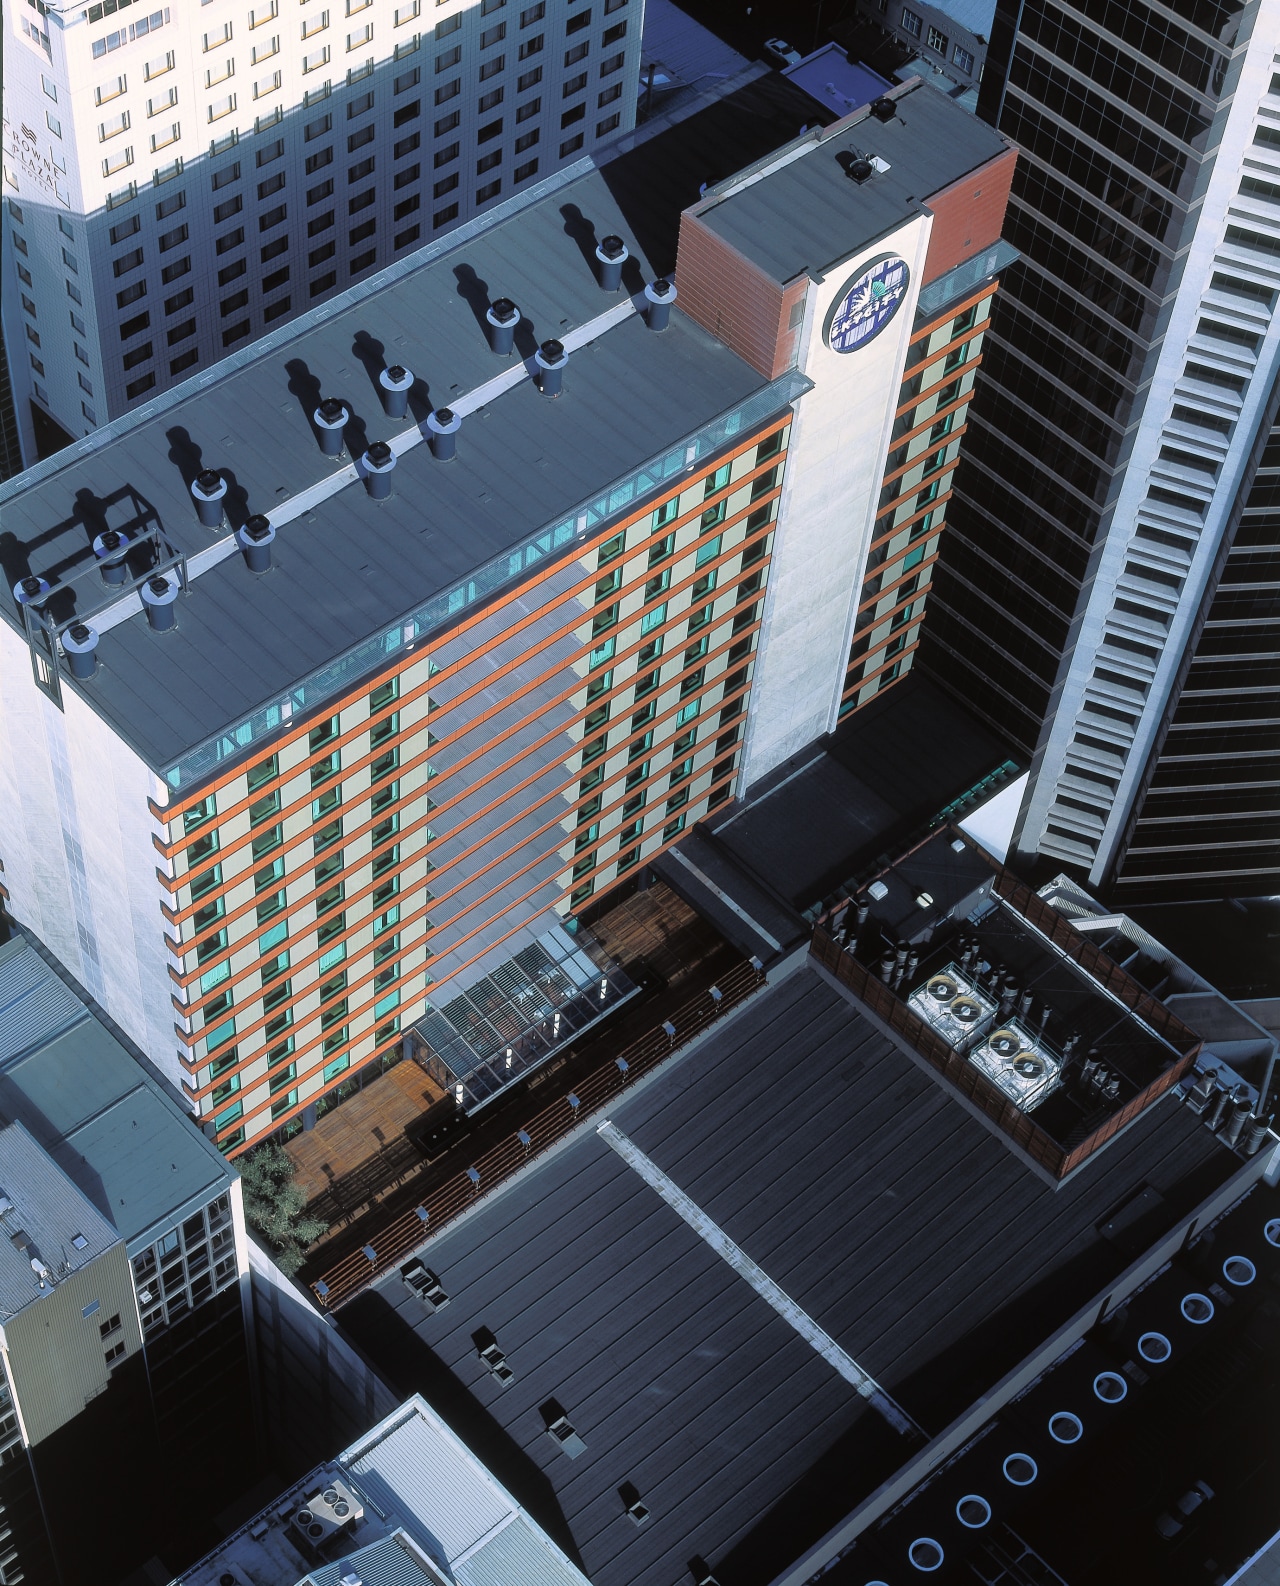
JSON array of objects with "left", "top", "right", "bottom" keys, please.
[
  {"left": 0, "top": 82, "right": 1011, "bottom": 1156},
  {"left": 0, "top": 0, "right": 643, "bottom": 468},
  {"left": 0, "top": 931, "right": 257, "bottom": 1585},
  {"left": 919, "top": 0, "right": 1280, "bottom": 898}
]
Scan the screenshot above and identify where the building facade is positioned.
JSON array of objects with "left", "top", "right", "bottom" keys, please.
[
  {"left": 1, "top": 0, "right": 644, "bottom": 467},
  {"left": 852, "top": 0, "right": 994, "bottom": 97},
  {"left": 841, "top": 245, "right": 1014, "bottom": 715},
  {"left": 918, "top": 0, "right": 1280, "bottom": 900},
  {"left": 0, "top": 82, "right": 1013, "bottom": 1156}
]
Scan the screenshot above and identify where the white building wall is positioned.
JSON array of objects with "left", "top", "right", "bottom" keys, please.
[
  {"left": 1012, "top": 20, "right": 1280, "bottom": 885},
  {"left": 2, "top": 0, "right": 644, "bottom": 464},
  {"left": 741, "top": 211, "right": 932, "bottom": 786},
  {"left": 0, "top": 617, "right": 181, "bottom": 1092}
]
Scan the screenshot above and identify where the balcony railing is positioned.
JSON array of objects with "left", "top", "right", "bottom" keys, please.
[{"left": 311, "top": 955, "right": 766, "bottom": 1308}]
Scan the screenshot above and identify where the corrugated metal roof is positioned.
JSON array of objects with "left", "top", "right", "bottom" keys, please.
[
  {"left": 0, "top": 938, "right": 86, "bottom": 1061},
  {"left": 0, "top": 1121, "right": 120, "bottom": 1317},
  {"left": 306, "top": 1534, "right": 435, "bottom": 1586},
  {"left": 343, "top": 1402, "right": 519, "bottom": 1567},
  {"left": 456, "top": 1515, "right": 586, "bottom": 1586},
  {"left": 698, "top": 77, "right": 1008, "bottom": 281}
]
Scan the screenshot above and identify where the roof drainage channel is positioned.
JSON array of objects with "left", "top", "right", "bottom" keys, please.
[
  {"left": 597, "top": 1120, "right": 922, "bottom": 1438},
  {"left": 89, "top": 294, "right": 642, "bottom": 639}
]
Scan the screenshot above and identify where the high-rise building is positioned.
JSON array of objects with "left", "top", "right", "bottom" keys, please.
[
  {"left": 0, "top": 0, "right": 645, "bottom": 468},
  {"left": 918, "top": 0, "right": 1280, "bottom": 900},
  {"left": 0, "top": 80, "right": 1013, "bottom": 1156},
  {"left": 0, "top": 928, "right": 257, "bottom": 1586}
]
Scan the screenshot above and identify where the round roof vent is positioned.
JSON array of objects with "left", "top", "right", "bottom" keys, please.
[
  {"left": 435, "top": 406, "right": 454, "bottom": 425},
  {"left": 848, "top": 157, "right": 874, "bottom": 184},
  {"left": 196, "top": 469, "right": 222, "bottom": 493},
  {"left": 366, "top": 440, "right": 393, "bottom": 467},
  {"left": 869, "top": 97, "right": 896, "bottom": 122},
  {"left": 599, "top": 234, "right": 625, "bottom": 258},
  {"left": 1223, "top": 1255, "right": 1256, "bottom": 1286},
  {"left": 1093, "top": 1371, "right": 1127, "bottom": 1402},
  {"left": 540, "top": 338, "right": 565, "bottom": 361},
  {"left": 1002, "top": 1453, "right": 1038, "bottom": 1485},
  {"left": 243, "top": 515, "right": 273, "bottom": 542},
  {"left": 491, "top": 296, "right": 517, "bottom": 320},
  {"left": 907, "top": 1537, "right": 944, "bottom": 1571},
  {"left": 318, "top": 398, "right": 347, "bottom": 425},
  {"left": 651, "top": 278, "right": 672, "bottom": 296},
  {"left": 1181, "top": 1292, "right": 1214, "bottom": 1323},
  {"left": 386, "top": 365, "right": 407, "bottom": 383},
  {"left": 1138, "top": 1331, "right": 1171, "bottom": 1363},
  {"left": 1048, "top": 1411, "right": 1083, "bottom": 1443},
  {"left": 68, "top": 622, "right": 93, "bottom": 645}
]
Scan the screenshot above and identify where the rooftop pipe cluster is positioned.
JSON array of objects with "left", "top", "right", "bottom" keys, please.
[{"left": 34, "top": 227, "right": 672, "bottom": 677}]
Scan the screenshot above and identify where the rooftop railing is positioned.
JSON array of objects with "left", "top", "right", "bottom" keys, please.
[{"left": 311, "top": 955, "right": 766, "bottom": 1309}]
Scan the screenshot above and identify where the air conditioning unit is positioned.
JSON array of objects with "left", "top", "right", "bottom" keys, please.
[{"left": 290, "top": 1477, "right": 364, "bottom": 1550}]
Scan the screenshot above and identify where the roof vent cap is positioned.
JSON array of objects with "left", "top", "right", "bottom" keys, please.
[
  {"left": 645, "top": 277, "right": 678, "bottom": 331},
  {"left": 869, "top": 96, "right": 897, "bottom": 121},
  {"left": 379, "top": 363, "right": 414, "bottom": 417},
  {"left": 93, "top": 529, "right": 133, "bottom": 583},
  {"left": 314, "top": 399, "right": 350, "bottom": 457},
  {"left": 486, "top": 297, "right": 520, "bottom": 354},
  {"left": 63, "top": 622, "right": 100, "bottom": 680},
  {"left": 14, "top": 575, "right": 51, "bottom": 607},
  {"left": 191, "top": 468, "right": 228, "bottom": 526},
  {"left": 847, "top": 156, "right": 875, "bottom": 184},
  {"left": 535, "top": 339, "right": 568, "bottom": 397},
  {"left": 362, "top": 440, "right": 398, "bottom": 498},
  {"left": 427, "top": 406, "right": 462, "bottom": 458},
  {"left": 595, "top": 234, "right": 629, "bottom": 290},
  {"left": 140, "top": 571, "right": 181, "bottom": 631},
  {"left": 236, "top": 515, "right": 276, "bottom": 573}
]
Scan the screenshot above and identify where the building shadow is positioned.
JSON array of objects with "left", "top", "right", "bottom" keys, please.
[{"left": 340, "top": 1288, "right": 585, "bottom": 1570}]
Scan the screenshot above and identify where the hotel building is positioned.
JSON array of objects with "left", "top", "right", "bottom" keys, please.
[{"left": 0, "top": 80, "right": 1014, "bottom": 1154}]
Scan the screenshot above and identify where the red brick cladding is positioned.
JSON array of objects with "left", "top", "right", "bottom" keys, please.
[
  {"left": 919, "top": 145, "right": 1018, "bottom": 285},
  {"left": 675, "top": 209, "right": 808, "bottom": 380}
]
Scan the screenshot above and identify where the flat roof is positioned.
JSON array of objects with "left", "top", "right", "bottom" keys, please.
[
  {"left": 710, "top": 675, "right": 1019, "bottom": 916},
  {"left": 784, "top": 46, "right": 893, "bottom": 121},
  {"left": 0, "top": 1120, "right": 120, "bottom": 1319},
  {"left": 0, "top": 934, "right": 235, "bottom": 1253},
  {"left": 695, "top": 78, "right": 1008, "bottom": 282},
  {"left": 0, "top": 164, "right": 770, "bottom": 777},
  {"left": 338, "top": 962, "right": 1237, "bottom": 1586}
]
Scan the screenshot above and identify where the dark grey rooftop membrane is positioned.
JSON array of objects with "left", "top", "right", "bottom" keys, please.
[
  {"left": 696, "top": 79, "right": 1009, "bottom": 283},
  {"left": 0, "top": 164, "right": 771, "bottom": 775},
  {"left": 340, "top": 965, "right": 1236, "bottom": 1586}
]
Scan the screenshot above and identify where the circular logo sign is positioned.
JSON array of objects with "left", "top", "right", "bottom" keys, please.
[{"left": 824, "top": 253, "right": 911, "bottom": 353}]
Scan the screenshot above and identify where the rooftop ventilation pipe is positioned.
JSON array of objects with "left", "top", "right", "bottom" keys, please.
[
  {"left": 486, "top": 297, "right": 520, "bottom": 355},
  {"left": 62, "top": 622, "right": 99, "bottom": 680},
  {"left": 140, "top": 572, "right": 180, "bottom": 631},
  {"left": 644, "top": 278, "right": 677, "bottom": 331},
  {"left": 378, "top": 364, "right": 414, "bottom": 418},
  {"left": 237, "top": 514, "right": 276, "bottom": 573},
  {"left": 13, "top": 574, "right": 51, "bottom": 609},
  {"left": 93, "top": 529, "right": 132, "bottom": 585},
  {"left": 427, "top": 406, "right": 461, "bottom": 459},
  {"left": 595, "top": 234, "right": 628, "bottom": 291},
  {"left": 847, "top": 157, "right": 875, "bottom": 184},
  {"left": 190, "top": 468, "right": 228, "bottom": 528},
  {"left": 362, "top": 440, "right": 397, "bottom": 499},
  {"left": 535, "top": 339, "right": 568, "bottom": 397},
  {"left": 313, "top": 398, "right": 350, "bottom": 457},
  {"left": 869, "top": 97, "right": 897, "bottom": 122}
]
